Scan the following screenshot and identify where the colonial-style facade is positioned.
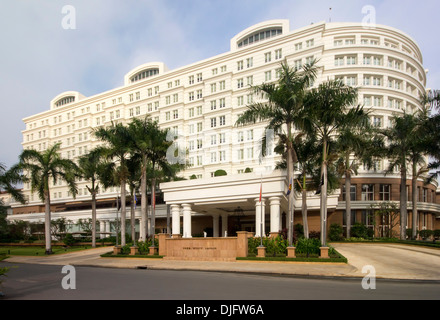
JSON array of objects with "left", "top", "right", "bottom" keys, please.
[{"left": 9, "top": 20, "right": 440, "bottom": 238}]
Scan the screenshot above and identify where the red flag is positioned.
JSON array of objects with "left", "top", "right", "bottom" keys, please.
[{"left": 259, "top": 179, "right": 262, "bottom": 202}]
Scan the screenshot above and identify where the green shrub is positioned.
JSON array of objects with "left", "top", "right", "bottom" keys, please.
[
  {"left": 214, "top": 169, "right": 227, "bottom": 177},
  {"left": 63, "top": 233, "right": 76, "bottom": 247},
  {"left": 329, "top": 224, "right": 343, "bottom": 241},
  {"left": 434, "top": 230, "right": 440, "bottom": 239},
  {"left": 295, "top": 238, "right": 321, "bottom": 255},
  {"left": 248, "top": 236, "right": 289, "bottom": 256},
  {"left": 419, "top": 230, "right": 434, "bottom": 240},
  {"left": 350, "top": 223, "right": 371, "bottom": 239}
]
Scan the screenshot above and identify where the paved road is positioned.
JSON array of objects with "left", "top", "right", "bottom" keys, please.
[
  {"left": 331, "top": 243, "right": 440, "bottom": 281},
  {"left": 1, "top": 262, "right": 440, "bottom": 301}
]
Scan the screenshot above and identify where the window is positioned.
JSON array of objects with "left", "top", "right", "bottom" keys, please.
[
  {"left": 197, "top": 73, "right": 203, "bottom": 82},
  {"left": 264, "top": 52, "right": 271, "bottom": 63},
  {"left": 361, "top": 184, "right": 374, "bottom": 201},
  {"left": 210, "top": 135, "right": 217, "bottom": 145},
  {"left": 219, "top": 133, "right": 226, "bottom": 144},
  {"left": 362, "top": 210, "right": 375, "bottom": 227},
  {"left": 306, "top": 39, "right": 314, "bottom": 47},
  {"left": 219, "top": 81, "right": 226, "bottom": 90},
  {"left": 211, "top": 83, "right": 217, "bottom": 93},
  {"left": 275, "top": 49, "right": 282, "bottom": 60},
  {"left": 237, "top": 131, "right": 244, "bottom": 142},
  {"left": 246, "top": 57, "right": 253, "bottom": 68},
  {"left": 210, "top": 152, "right": 217, "bottom": 163},
  {"left": 165, "top": 112, "right": 171, "bottom": 121},
  {"left": 237, "top": 149, "right": 244, "bottom": 160},
  {"left": 196, "top": 90, "right": 203, "bottom": 99},
  {"left": 295, "top": 43, "right": 302, "bottom": 51},
  {"left": 265, "top": 71, "right": 272, "bottom": 82},
  {"left": 219, "top": 151, "right": 226, "bottom": 162},
  {"left": 189, "top": 75, "right": 194, "bottom": 85},
  {"left": 210, "top": 118, "right": 217, "bottom": 128},
  {"left": 335, "top": 56, "right": 344, "bottom": 66},
  {"left": 380, "top": 185, "right": 391, "bottom": 201},
  {"left": 237, "top": 61, "right": 243, "bottom": 71},
  {"left": 342, "top": 185, "right": 356, "bottom": 201},
  {"left": 189, "top": 108, "right": 195, "bottom": 118},
  {"left": 347, "top": 56, "right": 357, "bottom": 65},
  {"left": 189, "top": 92, "right": 194, "bottom": 101},
  {"left": 173, "top": 110, "right": 178, "bottom": 119},
  {"left": 237, "top": 78, "right": 244, "bottom": 89},
  {"left": 247, "top": 129, "right": 253, "bottom": 140},
  {"left": 294, "top": 59, "right": 302, "bottom": 70},
  {"left": 373, "top": 116, "right": 382, "bottom": 128},
  {"left": 237, "top": 96, "right": 244, "bottom": 106},
  {"left": 210, "top": 101, "right": 217, "bottom": 111},
  {"left": 219, "top": 115, "right": 226, "bottom": 126},
  {"left": 219, "top": 98, "right": 225, "bottom": 108}
]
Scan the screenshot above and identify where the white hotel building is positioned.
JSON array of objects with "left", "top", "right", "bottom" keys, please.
[{"left": 10, "top": 20, "right": 440, "bottom": 238}]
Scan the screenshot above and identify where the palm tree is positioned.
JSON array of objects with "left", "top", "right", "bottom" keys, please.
[
  {"left": 303, "top": 80, "right": 365, "bottom": 246},
  {"left": 126, "top": 155, "right": 141, "bottom": 245},
  {"left": 145, "top": 123, "right": 174, "bottom": 239},
  {"left": 0, "top": 163, "right": 26, "bottom": 205},
  {"left": 334, "top": 116, "right": 376, "bottom": 238},
  {"left": 127, "top": 117, "right": 154, "bottom": 241},
  {"left": 18, "top": 144, "right": 78, "bottom": 254},
  {"left": 78, "top": 149, "right": 111, "bottom": 248},
  {"left": 380, "top": 111, "right": 428, "bottom": 240},
  {"left": 236, "top": 61, "right": 318, "bottom": 246},
  {"left": 94, "top": 123, "right": 132, "bottom": 247}
]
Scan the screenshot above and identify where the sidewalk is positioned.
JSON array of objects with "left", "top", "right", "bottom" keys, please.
[{"left": 3, "top": 244, "right": 440, "bottom": 282}]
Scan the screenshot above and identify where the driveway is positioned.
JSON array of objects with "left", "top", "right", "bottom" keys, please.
[{"left": 332, "top": 243, "right": 440, "bottom": 281}]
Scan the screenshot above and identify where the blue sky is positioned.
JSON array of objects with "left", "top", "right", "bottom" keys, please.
[{"left": 0, "top": 0, "right": 439, "bottom": 168}]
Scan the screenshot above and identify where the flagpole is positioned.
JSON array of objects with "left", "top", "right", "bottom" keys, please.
[{"left": 259, "top": 174, "right": 263, "bottom": 248}]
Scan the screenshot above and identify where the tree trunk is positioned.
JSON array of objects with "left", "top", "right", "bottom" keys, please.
[
  {"left": 411, "top": 163, "right": 418, "bottom": 240},
  {"left": 140, "top": 156, "right": 149, "bottom": 241},
  {"left": 91, "top": 190, "right": 97, "bottom": 248},
  {"left": 151, "top": 176, "right": 156, "bottom": 240},
  {"left": 320, "top": 140, "right": 328, "bottom": 247},
  {"left": 130, "top": 188, "right": 136, "bottom": 245},
  {"left": 120, "top": 177, "right": 127, "bottom": 247},
  {"left": 286, "top": 122, "right": 295, "bottom": 246},
  {"left": 44, "top": 190, "right": 52, "bottom": 255},
  {"left": 345, "top": 167, "right": 352, "bottom": 239},
  {"left": 400, "top": 164, "right": 408, "bottom": 240},
  {"left": 301, "top": 183, "right": 309, "bottom": 239}
]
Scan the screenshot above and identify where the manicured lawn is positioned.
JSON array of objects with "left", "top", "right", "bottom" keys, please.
[{"left": 0, "top": 245, "right": 93, "bottom": 256}]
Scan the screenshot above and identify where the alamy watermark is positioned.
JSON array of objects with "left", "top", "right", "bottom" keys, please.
[
  {"left": 61, "top": 265, "right": 76, "bottom": 290},
  {"left": 362, "top": 5, "right": 376, "bottom": 29},
  {"left": 362, "top": 265, "right": 376, "bottom": 290},
  {"left": 61, "top": 5, "right": 76, "bottom": 30}
]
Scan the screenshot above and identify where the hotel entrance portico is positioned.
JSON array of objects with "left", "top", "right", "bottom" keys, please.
[
  {"left": 160, "top": 170, "right": 342, "bottom": 239},
  {"left": 160, "top": 171, "right": 288, "bottom": 238}
]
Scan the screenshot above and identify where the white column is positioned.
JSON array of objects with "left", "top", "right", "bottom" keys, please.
[
  {"left": 269, "top": 197, "right": 281, "bottom": 233},
  {"left": 212, "top": 214, "right": 219, "bottom": 237},
  {"left": 171, "top": 204, "right": 181, "bottom": 236},
  {"left": 255, "top": 198, "right": 266, "bottom": 237},
  {"left": 105, "top": 220, "right": 111, "bottom": 238},
  {"left": 182, "top": 204, "right": 192, "bottom": 238},
  {"left": 139, "top": 219, "right": 145, "bottom": 241},
  {"left": 221, "top": 213, "right": 228, "bottom": 237}
]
